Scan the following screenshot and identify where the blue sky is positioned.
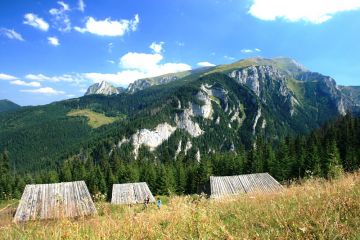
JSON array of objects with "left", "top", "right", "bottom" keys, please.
[{"left": 1, "top": 0, "right": 360, "bottom": 106}]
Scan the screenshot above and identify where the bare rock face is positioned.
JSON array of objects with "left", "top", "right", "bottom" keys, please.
[
  {"left": 127, "top": 79, "right": 153, "bottom": 93},
  {"left": 175, "top": 108, "right": 204, "bottom": 137},
  {"left": 299, "top": 72, "right": 351, "bottom": 115},
  {"left": 127, "top": 75, "right": 180, "bottom": 93},
  {"left": 230, "top": 65, "right": 284, "bottom": 97},
  {"left": 229, "top": 65, "right": 300, "bottom": 116},
  {"left": 85, "top": 81, "right": 120, "bottom": 96},
  {"left": 131, "top": 123, "right": 177, "bottom": 158},
  {"left": 252, "top": 108, "right": 262, "bottom": 135}
]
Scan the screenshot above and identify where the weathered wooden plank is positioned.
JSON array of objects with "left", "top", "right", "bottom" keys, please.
[
  {"left": 210, "top": 173, "right": 282, "bottom": 198},
  {"left": 13, "top": 181, "right": 96, "bottom": 222},
  {"left": 111, "top": 182, "right": 155, "bottom": 205}
]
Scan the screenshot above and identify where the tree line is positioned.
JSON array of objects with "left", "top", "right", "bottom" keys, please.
[{"left": 1, "top": 114, "right": 359, "bottom": 200}]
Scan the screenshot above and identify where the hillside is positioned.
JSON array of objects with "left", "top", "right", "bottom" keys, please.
[
  {"left": 1, "top": 172, "right": 359, "bottom": 239},
  {"left": 0, "top": 99, "right": 20, "bottom": 112},
  {"left": 0, "top": 57, "right": 358, "bottom": 173}
]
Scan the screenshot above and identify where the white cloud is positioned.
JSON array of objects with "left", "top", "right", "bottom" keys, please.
[
  {"left": 25, "top": 73, "right": 84, "bottom": 84},
  {"left": 49, "top": 1, "right": 71, "bottom": 32},
  {"left": 241, "top": 49, "right": 254, "bottom": 53},
  {"left": 23, "top": 13, "right": 49, "bottom": 31},
  {"left": 20, "top": 87, "right": 65, "bottom": 95},
  {"left": 248, "top": 0, "right": 360, "bottom": 24},
  {"left": 74, "top": 14, "right": 139, "bottom": 36},
  {"left": 10, "top": 80, "right": 41, "bottom": 87},
  {"left": 84, "top": 43, "right": 191, "bottom": 85},
  {"left": 150, "top": 42, "right": 164, "bottom": 54},
  {"left": 0, "top": 28, "right": 24, "bottom": 41},
  {"left": 0, "top": 73, "right": 18, "bottom": 80},
  {"left": 107, "top": 60, "right": 115, "bottom": 64},
  {"left": 197, "top": 62, "right": 216, "bottom": 67},
  {"left": 25, "top": 74, "right": 50, "bottom": 81},
  {"left": 48, "top": 36, "right": 60, "bottom": 46},
  {"left": 78, "top": 0, "right": 86, "bottom": 12},
  {"left": 120, "top": 52, "right": 164, "bottom": 71},
  {"left": 130, "top": 14, "right": 140, "bottom": 31},
  {"left": 58, "top": 1, "right": 70, "bottom": 11},
  {"left": 241, "top": 48, "right": 262, "bottom": 54},
  {"left": 108, "top": 42, "right": 113, "bottom": 53}
]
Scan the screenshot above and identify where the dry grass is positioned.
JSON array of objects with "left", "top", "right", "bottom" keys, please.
[
  {"left": 67, "top": 109, "right": 118, "bottom": 128},
  {"left": 1, "top": 173, "right": 360, "bottom": 239}
]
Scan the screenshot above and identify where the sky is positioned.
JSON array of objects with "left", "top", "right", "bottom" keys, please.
[{"left": 1, "top": 0, "right": 360, "bottom": 106}]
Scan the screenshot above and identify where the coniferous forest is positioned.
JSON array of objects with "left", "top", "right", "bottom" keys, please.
[{"left": 1, "top": 114, "right": 359, "bottom": 200}]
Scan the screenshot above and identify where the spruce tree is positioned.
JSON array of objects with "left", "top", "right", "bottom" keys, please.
[{"left": 325, "top": 140, "right": 344, "bottom": 179}]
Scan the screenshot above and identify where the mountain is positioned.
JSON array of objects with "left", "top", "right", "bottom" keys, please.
[
  {"left": 0, "top": 99, "right": 20, "bottom": 112},
  {"left": 85, "top": 81, "right": 120, "bottom": 96},
  {"left": 339, "top": 86, "right": 360, "bottom": 107},
  {"left": 127, "top": 67, "right": 213, "bottom": 93},
  {"left": 0, "top": 57, "right": 359, "bottom": 172}
]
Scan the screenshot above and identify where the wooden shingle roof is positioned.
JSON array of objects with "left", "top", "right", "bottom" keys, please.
[
  {"left": 210, "top": 173, "right": 283, "bottom": 198},
  {"left": 111, "top": 182, "right": 155, "bottom": 205},
  {"left": 13, "top": 181, "right": 96, "bottom": 222}
]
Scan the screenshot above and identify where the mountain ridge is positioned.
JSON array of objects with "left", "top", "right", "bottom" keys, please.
[
  {"left": 1, "top": 57, "right": 359, "bottom": 172},
  {"left": 0, "top": 99, "right": 20, "bottom": 112}
]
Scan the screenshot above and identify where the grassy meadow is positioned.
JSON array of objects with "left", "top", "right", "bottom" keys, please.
[
  {"left": 67, "top": 109, "right": 118, "bottom": 128},
  {"left": 0, "top": 172, "right": 359, "bottom": 239}
]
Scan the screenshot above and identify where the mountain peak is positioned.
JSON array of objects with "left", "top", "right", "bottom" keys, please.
[
  {"left": 0, "top": 99, "right": 20, "bottom": 112},
  {"left": 84, "top": 81, "right": 119, "bottom": 96}
]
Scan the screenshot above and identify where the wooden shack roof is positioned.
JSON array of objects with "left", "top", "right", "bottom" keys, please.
[
  {"left": 210, "top": 173, "right": 283, "bottom": 198},
  {"left": 14, "top": 181, "right": 97, "bottom": 222},
  {"left": 111, "top": 182, "right": 155, "bottom": 205}
]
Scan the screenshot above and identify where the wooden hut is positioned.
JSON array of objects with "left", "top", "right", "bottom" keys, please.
[
  {"left": 14, "top": 181, "right": 97, "bottom": 222},
  {"left": 210, "top": 173, "right": 283, "bottom": 198},
  {"left": 111, "top": 182, "right": 155, "bottom": 205}
]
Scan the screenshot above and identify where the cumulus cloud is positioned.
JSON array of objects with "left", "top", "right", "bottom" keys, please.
[
  {"left": 197, "top": 62, "right": 216, "bottom": 67},
  {"left": 241, "top": 48, "right": 262, "bottom": 54},
  {"left": 149, "top": 42, "right": 164, "bottom": 54},
  {"left": 20, "top": 87, "right": 65, "bottom": 95},
  {"left": 74, "top": 14, "right": 139, "bottom": 36},
  {"left": 84, "top": 43, "right": 191, "bottom": 85},
  {"left": 48, "top": 36, "right": 60, "bottom": 46},
  {"left": 0, "top": 73, "right": 18, "bottom": 80},
  {"left": 10, "top": 80, "right": 41, "bottom": 87},
  {"left": 248, "top": 0, "right": 360, "bottom": 24},
  {"left": 25, "top": 73, "right": 84, "bottom": 84},
  {"left": 78, "top": 0, "right": 86, "bottom": 12},
  {"left": 49, "top": 1, "right": 71, "bottom": 32},
  {"left": 23, "top": 13, "right": 49, "bottom": 31},
  {"left": 0, "top": 28, "right": 24, "bottom": 41}
]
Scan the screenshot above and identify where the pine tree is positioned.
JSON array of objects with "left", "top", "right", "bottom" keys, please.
[
  {"left": 325, "top": 140, "right": 344, "bottom": 179},
  {"left": 60, "top": 160, "right": 72, "bottom": 182},
  {"left": 156, "top": 165, "right": 175, "bottom": 195},
  {"left": 141, "top": 163, "right": 157, "bottom": 192},
  {"left": 195, "top": 159, "right": 212, "bottom": 193},
  {"left": 72, "top": 158, "right": 86, "bottom": 181},
  {"left": 175, "top": 163, "right": 187, "bottom": 194}
]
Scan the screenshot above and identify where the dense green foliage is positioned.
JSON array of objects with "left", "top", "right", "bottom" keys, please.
[
  {"left": 0, "top": 99, "right": 20, "bottom": 112},
  {"left": 1, "top": 58, "right": 360, "bottom": 200},
  {"left": 1, "top": 114, "right": 359, "bottom": 200}
]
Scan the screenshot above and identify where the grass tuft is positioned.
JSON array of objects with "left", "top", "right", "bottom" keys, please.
[{"left": 1, "top": 172, "right": 359, "bottom": 239}]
